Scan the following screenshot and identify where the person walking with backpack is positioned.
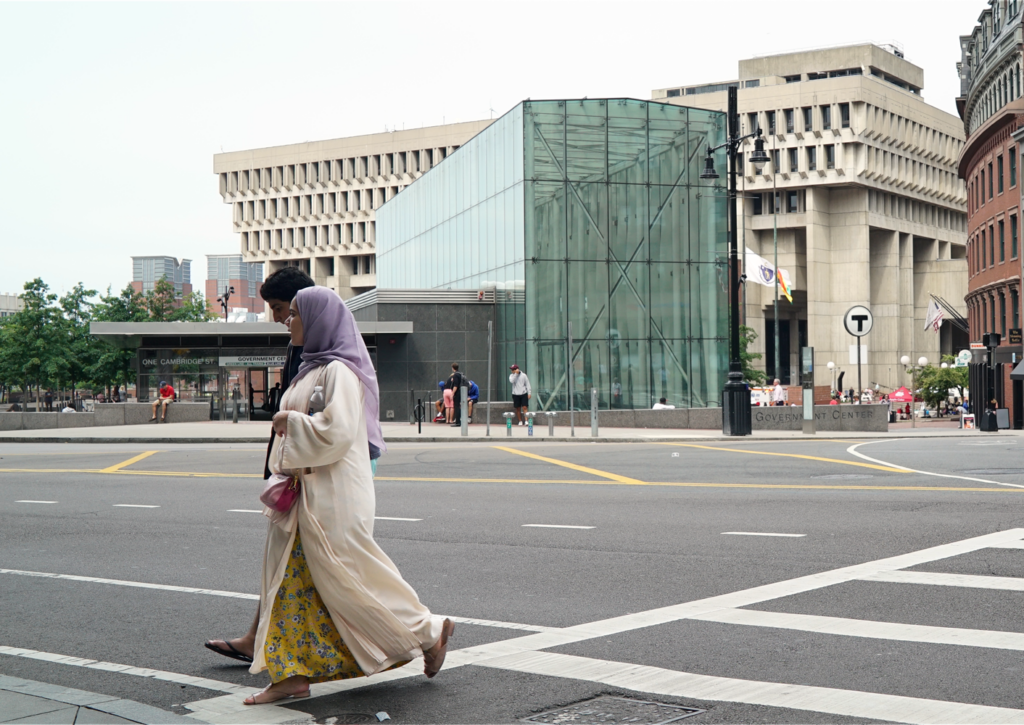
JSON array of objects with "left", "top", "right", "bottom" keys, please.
[
  {"left": 446, "top": 363, "right": 465, "bottom": 427},
  {"left": 509, "top": 364, "right": 531, "bottom": 425}
]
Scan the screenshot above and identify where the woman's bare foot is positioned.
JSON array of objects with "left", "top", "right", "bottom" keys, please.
[
  {"left": 424, "top": 618, "right": 454, "bottom": 678},
  {"left": 243, "top": 677, "right": 310, "bottom": 705}
]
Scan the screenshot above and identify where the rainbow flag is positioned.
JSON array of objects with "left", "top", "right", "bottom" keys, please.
[{"left": 777, "top": 269, "right": 793, "bottom": 303}]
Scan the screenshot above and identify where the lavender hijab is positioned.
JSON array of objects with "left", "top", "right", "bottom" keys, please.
[{"left": 292, "top": 287, "right": 386, "bottom": 454}]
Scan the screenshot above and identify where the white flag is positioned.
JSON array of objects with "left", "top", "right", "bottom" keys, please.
[
  {"left": 924, "top": 298, "right": 943, "bottom": 333},
  {"left": 744, "top": 248, "right": 794, "bottom": 291}
]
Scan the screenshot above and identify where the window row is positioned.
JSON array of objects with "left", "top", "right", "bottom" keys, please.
[
  {"left": 743, "top": 144, "right": 842, "bottom": 176},
  {"left": 969, "top": 214, "right": 1019, "bottom": 276},
  {"left": 233, "top": 188, "right": 402, "bottom": 224},
  {"left": 751, "top": 189, "right": 805, "bottom": 215},
  {"left": 968, "top": 62, "right": 1023, "bottom": 134},
  {"left": 219, "top": 146, "right": 461, "bottom": 195},
  {"left": 969, "top": 147, "right": 1017, "bottom": 216},
  {"left": 868, "top": 190, "right": 968, "bottom": 231},
  {"left": 865, "top": 104, "right": 962, "bottom": 165},
  {"left": 867, "top": 147, "right": 960, "bottom": 195},
  {"left": 241, "top": 221, "right": 377, "bottom": 252},
  {"left": 969, "top": 287, "right": 1020, "bottom": 340},
  {"left": 745, "top": 104, "right": 850, "bottom": 136}
]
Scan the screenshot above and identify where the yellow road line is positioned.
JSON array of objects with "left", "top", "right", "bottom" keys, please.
[
  {"left": 657, "top": 443, "right": 905, "bottom": 473},
  {"left": 493, "top": 446, "right": 645, "bottom": 484},
  {"left": 98, "top": 451, "right": 159, "bottom": 474},
  {"left": 376, "top": 476, "right": 607, "bottom": 484},
  {"left": 113, "top": 470, "right": 260, "bottom": 479},
  {"left": 0, "top": 469, "right": 106, "bottom": 474}
]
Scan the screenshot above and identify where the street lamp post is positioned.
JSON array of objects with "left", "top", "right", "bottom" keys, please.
[
  {"left": 827, "top": 361, "right": 836, "bottom": 395},
  {"left": 701, "top": 85, "right": 769, "bottom": 436},
  {"left": 901, "top": 355, "right": 928, "bottom": 428}
]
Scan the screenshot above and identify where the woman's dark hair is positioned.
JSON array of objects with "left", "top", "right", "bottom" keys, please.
[{"left": 259, "top": 267, "right": 315, "bottom": 302}]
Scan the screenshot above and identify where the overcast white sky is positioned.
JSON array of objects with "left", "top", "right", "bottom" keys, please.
[{"left": 0, "top": 0, "right": 985, "bottom": 300}]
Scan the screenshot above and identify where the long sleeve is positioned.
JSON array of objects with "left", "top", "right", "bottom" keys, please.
[{"left": 278, "top": 363, "right": 364, "bottom": 471}]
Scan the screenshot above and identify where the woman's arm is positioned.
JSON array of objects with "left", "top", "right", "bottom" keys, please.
[{"left": 278, "top": 363, "right": 366, "bottom": 470}]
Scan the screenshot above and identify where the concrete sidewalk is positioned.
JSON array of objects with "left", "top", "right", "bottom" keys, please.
[
  {"left": 0, "top": 674, "right": 201, "bottom": 724},
  {"left": 0, "top": 419, "right": 1007, "bottom": 444}
]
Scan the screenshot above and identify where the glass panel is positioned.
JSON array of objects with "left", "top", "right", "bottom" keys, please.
[
  {"left": 566, "top": 99, "right": 608, "bottom": 182},
  {"left": 651, "top": 338, "right": 689, "bottom": 408},
  {"left": 568, "top": 261, "right": 609, "bottom": 345},
  {"left": 608, "top": 256, "right": 648, "bottom": 342},
  {"left": 610, "top": 338, "right": 650, "bottom": 410},
  {"left": 609, "top": 182, "right": 647, "bottom": 262},
  {"left": 649, "top": 103, "right": 688, "bottom": 185},
  {"left": 526, "top": 260, "right": 566, "bottom": 340},
  {"left": 567, "top": 182, "right": 608, "bottom": 260},
  {"left": 526, "top": 181, "right": 567, "bottom": 260},
  {"left": 525, "top": 101, "right": 566, "bottom": 182},
  {"left": 608, "top": 99, "right": 648, "bottom": 185},
  {"left": 650, "top": 184, "right": 689, "bottom": 262},
  {"left": 650, "top": 263, "right": 690, "bottom": 340}
]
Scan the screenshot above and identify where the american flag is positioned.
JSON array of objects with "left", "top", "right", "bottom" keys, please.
[{"left": 924, "top": 299, "right": 943, "bottom": 333}]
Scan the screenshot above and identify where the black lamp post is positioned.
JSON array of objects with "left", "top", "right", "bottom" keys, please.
[
  {"left": 700, "top": 85, "right": 769, "bottom": 436},
  {"left": 218, "top": 285, "right": 235, "bottom": 321}
]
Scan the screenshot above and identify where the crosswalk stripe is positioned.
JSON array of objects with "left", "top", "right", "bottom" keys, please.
[
  {"left": 477, "top": 651, "right": 1024, "bottom": 725},
  {"left": 693, "top": 608, "right": 1024, "bottom": 651},
  {"left": 862, "top": 570, "right": 1024, "bottom": 591}
]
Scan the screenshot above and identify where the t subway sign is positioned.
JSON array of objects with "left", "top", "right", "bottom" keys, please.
[{"left": 843, "top": 305, "right": 873, "bottom": 337}]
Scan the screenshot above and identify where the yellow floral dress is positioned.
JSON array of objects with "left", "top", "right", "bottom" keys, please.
[{"left": 264, "top": 531, "right": 410, "bottom": 683}]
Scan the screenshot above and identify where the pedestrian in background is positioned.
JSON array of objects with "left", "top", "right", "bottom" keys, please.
[
  {"left": 44, "top": 389, "right": 53, "bottom": 412},
  {"left": 772, "top": 379, "right": 785, "bottom": 406},
  {"left": 509, "top": 364, "right": 531, "bottom": 425},
  {"left": 467, "top": 379, "right": 479, "bottom": 423},
  {"left": 244, "top": 286, "right": 453, "bottom": 704},
  {"left": 446, "top": 363, "right": 465, "bottom": 427},
  {"left": 442, "top": 379, "right": 455, "bottom": 423}
]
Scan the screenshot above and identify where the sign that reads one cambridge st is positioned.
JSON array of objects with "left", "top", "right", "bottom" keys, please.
[
  {"left": 219, "top": 355, "right": 288, "bottom": 368},
  {"left": 843, "top": 305, "right": 873, "bottom": 399}
]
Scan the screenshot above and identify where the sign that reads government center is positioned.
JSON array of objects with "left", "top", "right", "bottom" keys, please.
[{"left": 219, "top": 355, "right": 287, "bottom": 368}]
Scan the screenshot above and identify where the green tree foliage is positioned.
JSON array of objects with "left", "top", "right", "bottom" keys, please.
[
  {"left": 175, "top": 290, "right": 216, "bottom": 321},
  {"left": 143, "top": 278, "right": 215, "bottom": 322},
  {"left": 0, "top": 279, "right": 60, "bottom": 406},
  {"left": 90, "top": 285, "right": 148, "bottom": 390},
  {"left": 739, "top": 325, "right": 768, "bottom": 386},
  {"left": 916, "top": 355, "right": 969, "bottom": 408},
  {"left": 50, "top": 283, "right": 98, "bottom": 395}
]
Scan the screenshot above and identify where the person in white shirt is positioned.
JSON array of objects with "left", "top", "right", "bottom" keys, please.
[
  {"left": 508, "top": 364, "right": 531, "bottom": 425},
  {"left": 652, "top": 397, "right": 675, "bottom": 410},
  {"left": 772, "top": 379, "right": 785, "bottom": 406}
]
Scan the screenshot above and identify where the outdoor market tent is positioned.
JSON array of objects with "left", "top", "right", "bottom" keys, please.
[{"left": 890, "top": 386, "right": 915, "bottom": 402}]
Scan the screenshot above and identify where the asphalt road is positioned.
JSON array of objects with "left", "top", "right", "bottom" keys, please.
[{"left": 1, "top": 437, "right": 1024, "bottom": 724}]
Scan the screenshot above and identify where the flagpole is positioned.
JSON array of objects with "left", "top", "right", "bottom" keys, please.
[{"left": 772, "top": 132, "right": 780, "bottom": 384}]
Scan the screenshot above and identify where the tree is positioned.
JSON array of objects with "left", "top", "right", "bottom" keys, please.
[
  {"left": 90, "top": 285, "right": 148, "bottom": 392},
  {"left": 0, "top": 279, "right": 60, "bottom": 410},
  {"left": 739, "top": 325, "right": 769, "bottom": 386},
  {"left": 916, "top": 355, "right": 969, "bottom": 408},
  {"left": 50, "top": 283, "right": 97, "bottom": 400},
  {"left": 144, "top": 278, "right": 178, "bottom": 321},
  {"left": 173, "top": 290, "right": 216, "bottom": 322}
]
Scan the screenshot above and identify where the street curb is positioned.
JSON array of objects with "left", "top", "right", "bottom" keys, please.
[
  {"left": 0, "top": 431, "right": 987, "bottom": 444},
  {"left": 0, "top": 674, "right": 205, "bottom": 724}
]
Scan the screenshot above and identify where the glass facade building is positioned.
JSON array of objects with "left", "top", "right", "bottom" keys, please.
[{"left": 376, "top": 98, "right": 728, "bottom": 409}]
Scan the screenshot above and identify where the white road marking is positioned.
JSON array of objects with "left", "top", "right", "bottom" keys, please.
[
  {"left": 862, "top": 570, "right": 1024, "bottom": 591},
  {"left": 0, "top": 568, "right": 260, "bottom": 600},
  {"left": 721, "top": 532, "right": 806, "bottom": 538},
  {"left": 375, "top": 516, "right": 422, "bottom": 521},
  {"left": 446, "top": 616, "right": 561, "bottom": 633},
  {"left": 476, "top": 651, "right": 1024, "bottom": 725},
  {"left": 847, "top": 440, "right": 1024, "bottom": 489},
  {"left": 989, "top": 540, "right": 1024, "bottom": 549},
  {"left": 15, "top": 500, "right": 57, "bottom": 504},
  {"left": 0, "top": 645, "right": 246, "bottom": 694},
  {"left": 227, "top": 509, "right": 263, "bottom": 513},
  {"left": 7, "top": 528, "right": 1024, "bottom": 724},
  {"left": 522, "top": 524, "right": 595, "bottom": 529},
  {"left": 693, "top": 607, "right": 1024, "bottom": 651},
  {"left": 113, "top": 504, "right": 160, "bottom": 508}
]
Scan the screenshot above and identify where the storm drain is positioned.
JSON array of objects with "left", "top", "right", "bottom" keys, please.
[{"left": 522, "top": 696, "right": 704, "bottom": 724}]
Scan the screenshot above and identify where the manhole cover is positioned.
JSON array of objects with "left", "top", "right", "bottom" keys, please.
[
  {"left": 961, "top": 469, "right": 1024, "bottom": 475},
  {"left": 811, "top": 474, "right": 874, "bottom": 480},
  {"left": 523, "top": 696, "right": 704, "bottom": 724}
]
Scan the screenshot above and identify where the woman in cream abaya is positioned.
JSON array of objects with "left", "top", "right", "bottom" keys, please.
[{"left": 244, "top": 286, "right": 453, "bottom": 705}]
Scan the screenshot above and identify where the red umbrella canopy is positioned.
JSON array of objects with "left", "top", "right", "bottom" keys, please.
[{"left": 890, "top": 386, "right": 914, "bottom": 402}]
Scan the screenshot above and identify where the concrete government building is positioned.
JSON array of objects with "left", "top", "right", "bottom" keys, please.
[
  {"left": 212, "top": 121, "right": 493, "bottom": 306},
  {"left": 654, "top": 44, "right": 969, "bottom": 393}
]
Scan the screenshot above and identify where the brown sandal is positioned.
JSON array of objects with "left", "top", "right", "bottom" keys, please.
[{"left": 423, "top": 618, "right": 454, "bottom": 678}]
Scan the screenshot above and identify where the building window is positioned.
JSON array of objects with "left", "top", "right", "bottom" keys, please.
[
  {"left": 785, "top": 109, "right": 794, "bottom": 133},
  {"left": 821, "top": 105, "right": 832, "bottom": 130},
  {"left": 999, "top": 155, "right": 1004, "bottom": 193},
  {"left": 826, "top": 145, "right": 836, "bottom": 169},
  {"left": 772, "top": 150, "right": 780, "bottom": 173},
  {"left": 807, "top": 147, "right": 817, "bottom": 171},
  {"left": 787, "top": 190, "right": 799, "bottom": 213},
  {"left": 747, "top": 113, "right": 759, "bottom": 133},
  {"left": 1001, "top": 293, "right": 1007, "bottom": 336},
  {"left": 1011, "top": 149, "right": 1017, "bottom": 187},
  {"left": 1014, "top": 289, "right": 1020, "bottom": 330},
  {"left": 982, "top": 228, "right": 987, "bottom": 267},
  {"left": 752, "top": 195, "right": 763, "bottom": 215},
  {"left": 981, "top": 169, "right": 986, "bottom": 204},
  {"left": 766, "top": 111, "right": 776, "bottom": 135},
  {"left": 789, "top": 148, "right": 798, "bottom": 172},
  {"left": 802, "top": 107, "right": 812, "bottom": 132},
  {"left": 1013, "top": 215, "right": 1018, "bottom": 258},
  {"left": 1000, "top": 219, "right": 1006, "bottom": 261},
  {"left": 840, "top": 103, "right": 850, "bottom": 128},
  {"left": 990, "top": 162, "right": 994, "bottom": 198},
  {"left": 991, "top": 224, "right": 996, "bottom": 265}
]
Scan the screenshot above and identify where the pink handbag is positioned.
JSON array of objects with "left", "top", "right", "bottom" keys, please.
[{"left": 260, "top": 473, "right": 300, "bottom": 512}]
